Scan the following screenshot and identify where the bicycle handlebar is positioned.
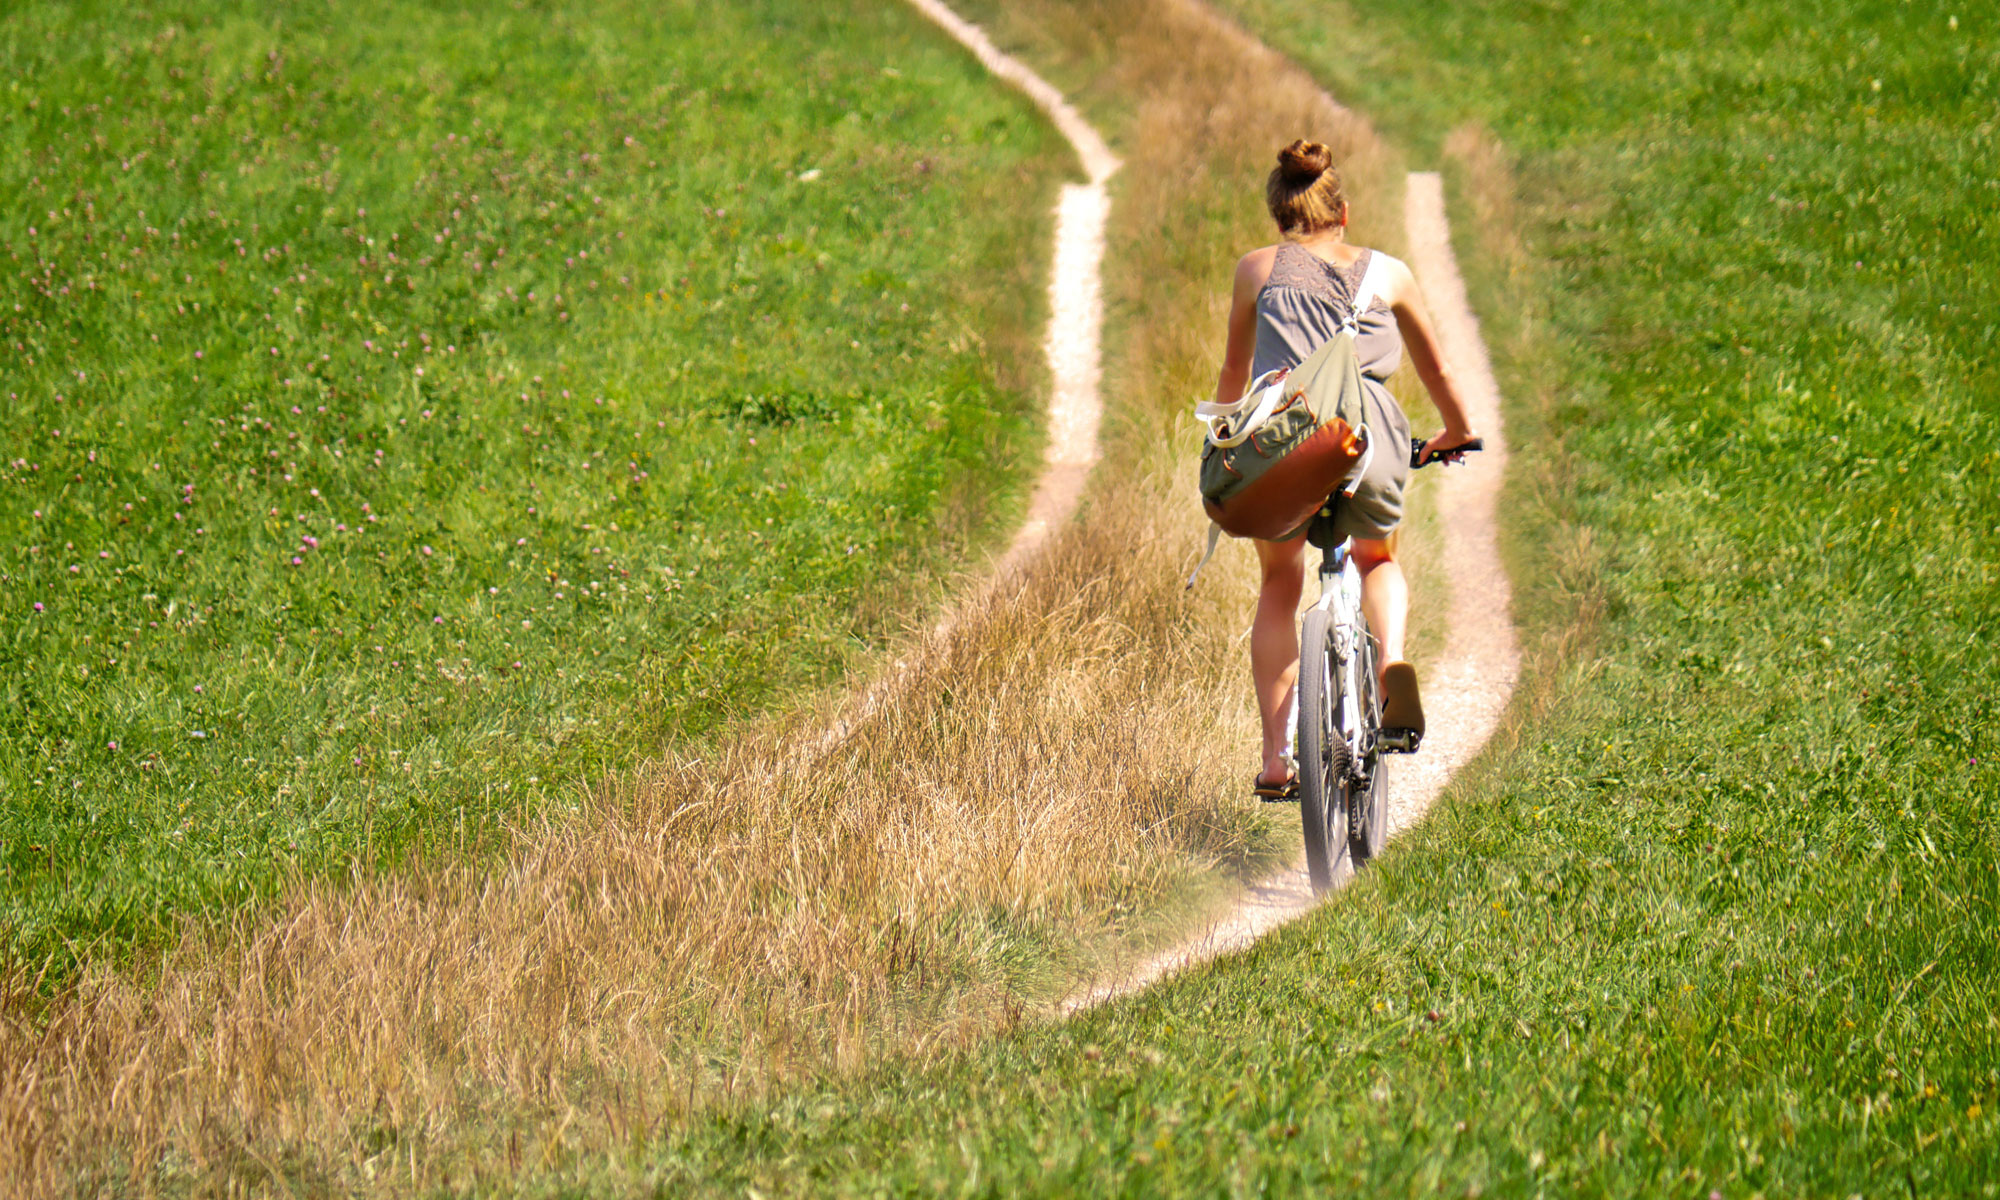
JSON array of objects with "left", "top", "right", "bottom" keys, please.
[{"left": 1410, "top": 436, "right": 1485, "bottom": 469}]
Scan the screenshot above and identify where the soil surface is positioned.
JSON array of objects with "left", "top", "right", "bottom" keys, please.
[
  {"left": 814, "top": 0, "right": 1118, "bottom": 753},
  {"left": 905, "top": 0, "right": 1117, "bottom": 585}
]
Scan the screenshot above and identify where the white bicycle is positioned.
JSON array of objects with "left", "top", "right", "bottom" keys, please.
[{"left": 1295, "top": 435, "right": 1481, "bottom": 892}]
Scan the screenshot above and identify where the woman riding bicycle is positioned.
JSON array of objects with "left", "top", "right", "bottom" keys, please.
[{"left": 1214, "top": 140, "right": 1479, "bottom": 798}]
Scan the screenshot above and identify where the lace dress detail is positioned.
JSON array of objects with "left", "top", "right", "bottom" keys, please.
[
  {"left": 1261, "top": 242, "right": 1372, "bottom": 310},
  {"left": 1250, "top": 244, "right": 1401, "bottom": 383}
]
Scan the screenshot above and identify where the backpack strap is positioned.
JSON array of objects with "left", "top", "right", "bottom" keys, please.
[
  {"left": 1195, "top": 370, "right": 1287, "bottom": 448},
  {"left": 1333, "top": 250, "right": 1392, "bottom": 454},
  {"left": 1340, "top": 250, "right": 1390, "bottom": 336},
  {"left": 1185, "top": 520, "right": 1223, "bottom": 590}
]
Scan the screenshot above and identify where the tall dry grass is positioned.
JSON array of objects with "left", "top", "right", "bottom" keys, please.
[{"left": 0, "top": 1, "right": 1401, "bottom": 1192}]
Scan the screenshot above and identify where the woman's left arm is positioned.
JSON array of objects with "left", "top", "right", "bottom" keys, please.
[{"left": 1385, "top": 258, "right": 1480, "bottom": 461}]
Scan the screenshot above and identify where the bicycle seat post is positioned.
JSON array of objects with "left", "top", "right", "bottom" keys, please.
[{"left": 1306, "top": 498, "right": 1348, "bottom": 588}]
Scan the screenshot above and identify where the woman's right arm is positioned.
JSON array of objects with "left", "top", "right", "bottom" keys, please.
[{"left": 1214, "top": 249, "right": 1273, "bottom": 407}]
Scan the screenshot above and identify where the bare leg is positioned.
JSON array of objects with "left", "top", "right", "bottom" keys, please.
[
  {"left": 1352, "top": 536, "right": 1407, "bottom": 671},
  {"left": 1252, "top": 536, "right": 1308, "bottom": 784}
]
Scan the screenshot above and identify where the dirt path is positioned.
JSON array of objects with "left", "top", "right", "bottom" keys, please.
[
  {"left": 901, "top": 0, "right": 1518, "bottom": 1008},
  {"left": 904, "top": 0, "right": 1118, "bottom": 581},
  {"left": 1067, "top": 171, "right": 1520, "bottom": 1009}
]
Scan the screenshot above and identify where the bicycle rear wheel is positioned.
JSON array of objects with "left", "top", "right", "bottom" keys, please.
[
  {"left": 1296, "top": 607, "right": 1350, "bottom": 893},
  {"left": 1349, "top": 622, "right": 1389, "bottom": 867}
]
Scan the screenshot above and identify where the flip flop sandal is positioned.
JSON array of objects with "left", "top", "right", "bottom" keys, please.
[
  {"left": 1253, "top": 774, "right": 1299, "bottom": 802},
  {"left": 1380, "top": 661, "right": 1425, "bottom": 750}
]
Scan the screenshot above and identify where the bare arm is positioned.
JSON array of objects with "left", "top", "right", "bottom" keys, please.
[
  {"left": 1383, "top": 258, "right": 1479, "bottom": 458},
  {"left": 1214, "top": 248, "right": 1275, "bottom": 408}
]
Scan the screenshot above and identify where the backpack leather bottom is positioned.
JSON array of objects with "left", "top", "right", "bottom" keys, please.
[{"left": 1202, "top": 418, "right": 1363, "bottom": 541}]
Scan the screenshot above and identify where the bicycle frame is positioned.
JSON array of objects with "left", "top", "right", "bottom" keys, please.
[
  {"left": 1289, "top": 433, "right": 1474, "bottom": 891},
  {"left": 1292, "top": 471, "right": 1395, "bottom": 891},
  {"left": 1310, "top": 538, "right": 1368, "bottom": 757}
]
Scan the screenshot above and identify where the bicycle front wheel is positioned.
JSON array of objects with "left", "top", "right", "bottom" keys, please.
[{"left": 1296, "top": 607, "right": 1350, "bottom": 893}]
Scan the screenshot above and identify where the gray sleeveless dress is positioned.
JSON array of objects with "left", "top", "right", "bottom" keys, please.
[{"left": 1251, "top": 243, "right": 1412, "bottom": 541}]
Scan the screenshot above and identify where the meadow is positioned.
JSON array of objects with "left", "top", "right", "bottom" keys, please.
[
  {"left": 10, "top": 0, "right": 1993, "bottom": 1192},
  {"left": 0, "top": 0, "right": 1065, "bottom": 973},
  {"left": 640, "top": 0, "right": 2000, "bottom": 1193},
  {"left": 3, "top": 1, "right": 1326, "bottom": 1190}
]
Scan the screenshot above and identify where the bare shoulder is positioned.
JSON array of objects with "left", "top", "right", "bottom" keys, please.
[{"left": 1234, "top": 244, "right": 1282, "bottom": 292}]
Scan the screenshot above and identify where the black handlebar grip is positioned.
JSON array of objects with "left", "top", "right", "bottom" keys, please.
[{"left": 1410, "top": 436, "right": 1485, "bottom": 468}]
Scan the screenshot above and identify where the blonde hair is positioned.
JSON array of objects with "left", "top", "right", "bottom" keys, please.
[{"left": 1265, "top": 139, "right": 1347, "bottom": 237}]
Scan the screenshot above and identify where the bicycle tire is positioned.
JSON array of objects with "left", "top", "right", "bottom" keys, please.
[
  {"left": 1349, "top": 623, "right": 1389, "bottom": 866},
  {"left": 1297, "top": 607, "right": 1350, "bottom": 893}
]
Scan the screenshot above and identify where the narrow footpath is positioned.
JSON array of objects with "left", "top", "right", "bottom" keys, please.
[
  {"left": 907, "top": 0, "right": 1518, "bottom": 1007},
  {"left": 810, "top": 0, "right": 1120, "bottom": 755},
  {"left": 1068, "top": 167, "right": 1520, "bottom": 1007}
]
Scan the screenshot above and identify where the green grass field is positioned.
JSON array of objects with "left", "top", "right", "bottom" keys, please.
[
  {"left": 12, "top": 0, "right": 1996, "bottom": 1192},
  {"left": 635, "top": 0, "right": 2000, "bottom": 1193},
  {"left": 0, "top": 0, "right": 1065, "bottom": 974}
]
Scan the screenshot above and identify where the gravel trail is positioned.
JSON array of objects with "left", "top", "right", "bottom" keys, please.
[
  {"left": 899, "top": 0, "right": 1519, "bottom": 1010},
  {"left": 809, "top": 0, "right": 1119, "bottom": 754},
  {"left": 1067, "top": 171, "right": 1520, "bottom": 1009},
  {"left": 904, "top": 0, "right": 1117, "bottom": 580}
]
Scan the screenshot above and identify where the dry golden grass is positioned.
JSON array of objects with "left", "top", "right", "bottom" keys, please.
[{"left": 0, "top": 1, "right": 1405, "bottom": 1192}]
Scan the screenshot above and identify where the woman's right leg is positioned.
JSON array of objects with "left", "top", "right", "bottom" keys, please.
[
  {"left": 1353, "top": 533, "right": 1424, "bottom": 735},
  {"left": 1351, "top": 535, "right": 1407, "bottom": 670},
  {"left": 1252, "top": 535, "right": 1309, "bottom": 784}
]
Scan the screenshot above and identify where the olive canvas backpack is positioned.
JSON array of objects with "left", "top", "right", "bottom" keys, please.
[{"left": 1188, "top": 251, "right": 1386, "bottom": 583}]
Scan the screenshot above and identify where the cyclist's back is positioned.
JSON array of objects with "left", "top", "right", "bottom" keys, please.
[
  {"left": 1251, "top": 242, "right": 1413, "bottom": 544},
  {"left": 1209, "top": 138, "right": 1479, "bottom": 798}
]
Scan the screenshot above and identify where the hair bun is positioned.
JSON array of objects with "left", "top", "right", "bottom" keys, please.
[{"left": 1276, "top": 139, "right": 1332, "bottom": 184}]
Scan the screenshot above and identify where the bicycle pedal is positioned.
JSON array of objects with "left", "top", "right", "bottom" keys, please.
[
  {"left": 1258, "top": 792, "right": 1299, "bottom": 805},
  {"left": 1380, "top": 728, "right": 1423, "bottom": 754}
]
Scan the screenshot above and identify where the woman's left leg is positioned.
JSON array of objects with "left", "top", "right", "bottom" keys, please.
[{"left": 1252, "top": 535, "right": 1309, "bottom": 785}]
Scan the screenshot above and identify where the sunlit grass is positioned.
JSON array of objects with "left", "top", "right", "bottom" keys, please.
[
  {"left": 633, "top": 0, "right": 2000, "bottom": 1193},
  {"left": 0, "top": 0, "right": 1065, "bottom": 972}
]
